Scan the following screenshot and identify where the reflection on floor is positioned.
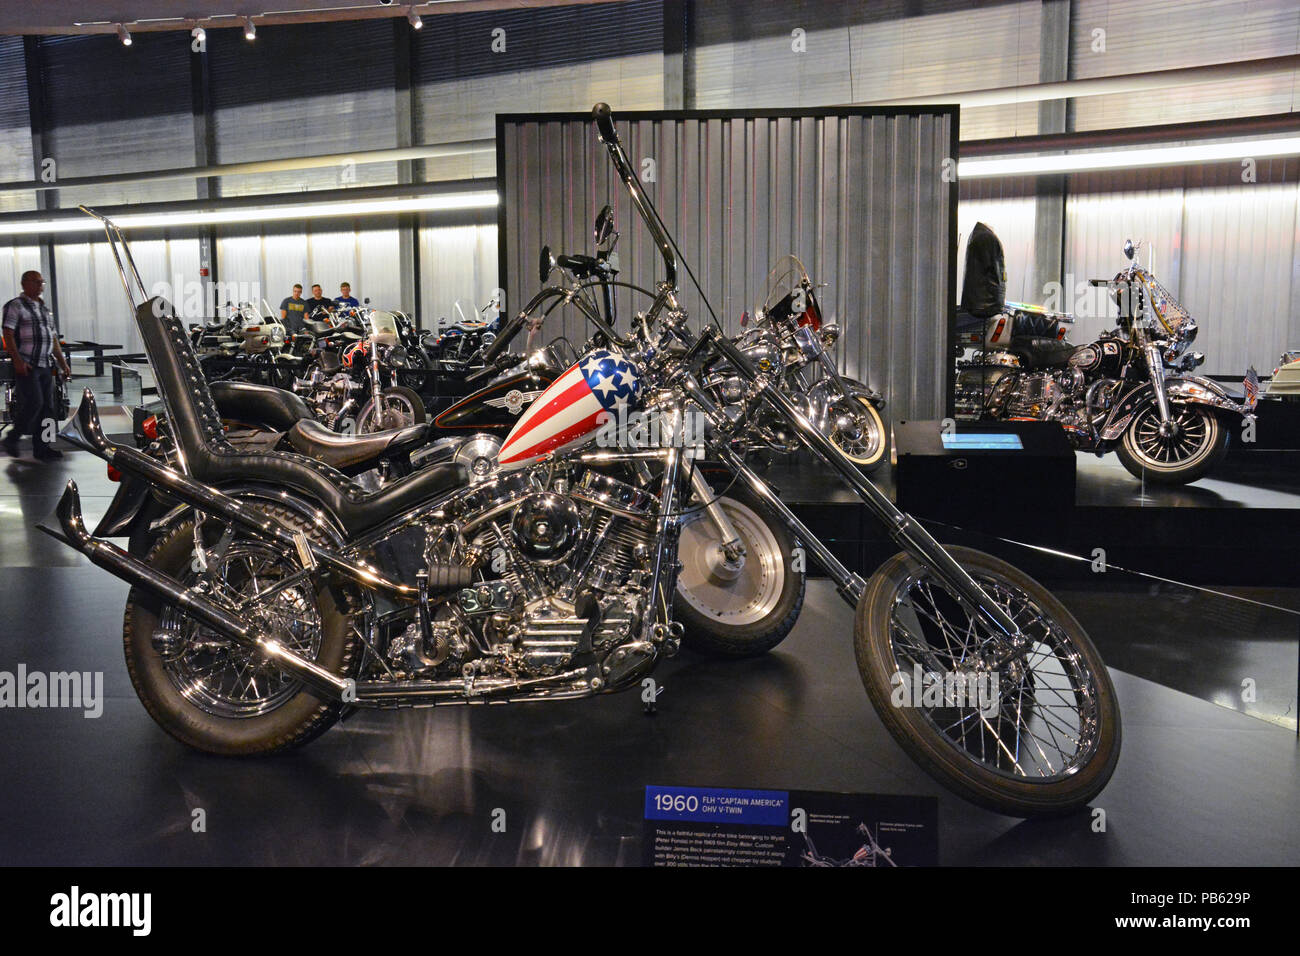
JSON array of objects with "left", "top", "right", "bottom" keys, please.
[
  {"left": 0, "top": 575, "right": 1294, "bottom": 866},
  {"left": 1, "top": 447, "right": 1296, "bottom": 865}
]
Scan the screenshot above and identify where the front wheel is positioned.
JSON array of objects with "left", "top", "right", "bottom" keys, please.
[
  {"left": 356, "top": 385, "right": 427, "bottom": 434},
  {"left": 854, "top": 547, "right": 1120, "bottom": 817},
  {"left": 674, "top": 486, "right": 805, "bottom": 657},
  {"left": 828, "top": 395, "right": 889, "bottom": 471},
  {"left": 1115, "top": 402, "right": 1229, "bottom": 485}
]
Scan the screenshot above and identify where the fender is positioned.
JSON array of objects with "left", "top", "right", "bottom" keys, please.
[
  {"left": 132, "top": 481, "right": 347, "bottom": 557},
  {"left": 1099, "top": 376, "right": 1249, "bottom": 442}
]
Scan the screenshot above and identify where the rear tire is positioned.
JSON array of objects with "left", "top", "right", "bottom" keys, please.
[
  {"left": 122, "top": 503, "right": 360, "bottom": 755},
  {"left": 674, "top": 486, "right": 805, "bottom": 657}
]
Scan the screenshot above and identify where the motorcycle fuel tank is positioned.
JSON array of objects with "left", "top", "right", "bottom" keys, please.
[
  {"left": 433, "top": 369, "right": 554, "bottom": 432},
  {"left": 497, "top": 349, "right": 643, "bottom": 471}
]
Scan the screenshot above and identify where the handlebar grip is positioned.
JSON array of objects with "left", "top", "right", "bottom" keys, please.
[
  {"left": 592, "top": 102, "right": 615, "bottom": 143},
  {"left": 1088, "top": 279, "right": 1110, "bottom": 287}
]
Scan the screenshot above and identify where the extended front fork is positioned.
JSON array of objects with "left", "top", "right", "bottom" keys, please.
[{"left": 679, "top": 328, "right": 1028, "bottom": 660}]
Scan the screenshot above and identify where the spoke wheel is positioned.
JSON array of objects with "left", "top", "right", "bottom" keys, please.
[
  {"left": 357, "top": 385, "right": 427, "bottom": 434},
  {"left": 1117, "top": 403, "right": 1228, "bottom": 485},
  {"left": 855, "top": 547, "right": 1120, "bottom": 817},
  {"left": 160, "top": 541, "right": 322, "bottom": 719},
  {"left": 122, "top": 503, "right": 361, "bottom": 755}
]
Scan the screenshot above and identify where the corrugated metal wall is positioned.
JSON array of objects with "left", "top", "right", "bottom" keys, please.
[
  {"left": 500, "top": 110, "right": 956, "bottom": 421},
  {"left": 691, "top": 0, "right": 1043, "bottom": 139}
]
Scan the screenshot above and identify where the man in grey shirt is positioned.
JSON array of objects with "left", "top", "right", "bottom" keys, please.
[{"left": 3, "top": 271, "right": 70, "bottom": 460}]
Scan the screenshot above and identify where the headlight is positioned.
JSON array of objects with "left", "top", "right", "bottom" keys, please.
[{"left": 387, "top": 346, "right": 410, "bottom": 368}]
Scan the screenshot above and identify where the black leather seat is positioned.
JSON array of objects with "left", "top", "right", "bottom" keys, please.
[
  {"left": 1008, "top": 337, "right": 1076, "bottom": 369},
  {"left": 135, "top": 297, "right": 466, "bottom": 538},
  {"left": 211, "top": 381, "right": 314, "bottom": 432},
  {"left": 287, "top": 419, "right": 429, "bottom": 471},
  {"left": 1011, "top": 311, "right": 1061, "bottom": 339}
]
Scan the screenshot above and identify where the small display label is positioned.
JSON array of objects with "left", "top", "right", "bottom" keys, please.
[
  {"left": 941, "top": 433, "right": 1024, "bottom": 450},
  {"left": 644, "top": 785, "right": 938, "bottom": 867}
]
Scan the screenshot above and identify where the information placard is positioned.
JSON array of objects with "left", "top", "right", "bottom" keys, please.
[{"left": 643, "top": 786, "right": 938, "bottom": 867}]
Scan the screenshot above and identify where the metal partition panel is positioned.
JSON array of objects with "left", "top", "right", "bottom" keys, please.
[{"left": 497, "top": 109, "right": 957, "bottom": 421}]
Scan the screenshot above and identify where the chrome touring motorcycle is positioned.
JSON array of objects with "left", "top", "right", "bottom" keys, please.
[
  {"left": 964, "top": 240, "right": 1258, "bottom": 485},
  {"left": 49, "top": 106, "right": 1119, "bottom": 818}
]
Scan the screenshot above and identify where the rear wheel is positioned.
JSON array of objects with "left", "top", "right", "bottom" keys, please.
[
  {"left": 122, "top": 504, "right": 360, "bottom": 755},
  {"left": 1116, "top": 402, "right": 1228, "bottom": 485},
  {"left": 674, "top": 486, "right": 805, "bottom": 657},
  {"left": 854, "top": 547, "right": 1120, "bottom": 817}
]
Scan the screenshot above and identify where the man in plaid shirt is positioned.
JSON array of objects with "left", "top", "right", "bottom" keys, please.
[{"left": 3, "top": 271, "right": 71, "bottom": 460}]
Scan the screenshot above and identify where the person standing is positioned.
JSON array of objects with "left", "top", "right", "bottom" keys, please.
[
  {"left": 334, "top": 282, "right": 359, "bottom": 308},
  {"left": 3, "top": 271, "right": 70, "bottom": 460},
  {"left": 279, "top": 283, "right": 308, "bottom": 333},
  {"left": 304, "top": 283, "right": 332, "bottom": 320}
]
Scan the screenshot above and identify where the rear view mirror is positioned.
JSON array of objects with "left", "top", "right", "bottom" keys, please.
[
  {"left": 594, "top": 205, "right": 615, "bottom": 245},
  {"left": 539, "top": 244, "right": 555, "bottom": 284},
  {"left": 1123, "top": 239, "right": 1135, "bottom": 260}
]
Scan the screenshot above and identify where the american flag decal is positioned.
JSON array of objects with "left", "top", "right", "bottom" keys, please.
[{"left": 496, "top": 349, "right": 642, "bottom": 471}]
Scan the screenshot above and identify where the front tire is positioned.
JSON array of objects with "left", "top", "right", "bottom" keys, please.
[
  {"left": 829, "top": 395, "right": 890, "bottom": 472},
  {"left": 356, "top": 385, "right": 427, "bottom": 433},
  {"left": 854, "top": 547, "right": 1120, "bottom": 817},
  {"left": 1115, "top": 403, "right": 1228, "bottom": 485},
  {"left": 122, "top": 504, "right": 360, "bottom": 755},
  {"left": 674, "top": 486, "right": 805, "bottom": 657}
]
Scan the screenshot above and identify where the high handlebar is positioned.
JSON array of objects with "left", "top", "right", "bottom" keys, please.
[{"left": 591, "top": 103, "right": 677, "bottom": 290}]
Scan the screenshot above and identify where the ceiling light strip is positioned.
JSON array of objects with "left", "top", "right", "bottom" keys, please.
[
  {"left": 960, "top": 137, "right": 1300, "bottom": 178},
  {"left": 0, "top": 191, "right": 499, "bottom": 237}
]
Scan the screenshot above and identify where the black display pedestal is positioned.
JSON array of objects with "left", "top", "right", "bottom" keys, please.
[{"left": 893, "top": 419, "right": 1076, "bottom": 539}]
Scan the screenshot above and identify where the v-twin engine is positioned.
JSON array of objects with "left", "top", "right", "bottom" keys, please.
[{"left": 383, "top": 468, "right": 659, "bottom": 686}]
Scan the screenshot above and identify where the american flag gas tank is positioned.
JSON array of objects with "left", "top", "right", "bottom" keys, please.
[{"left": 496, "top": 349, "right": 643, "bottom": 471}]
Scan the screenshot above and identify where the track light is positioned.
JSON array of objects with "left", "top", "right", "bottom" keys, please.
[
  {"left": 243, "top": 17, "right": 256, "bottom": 40},
  {"left": 407, "top": 6, "right": 423, "bottom": 30},
  {"left": 116, "top": 23, "right": 132, "bottom": 46}
]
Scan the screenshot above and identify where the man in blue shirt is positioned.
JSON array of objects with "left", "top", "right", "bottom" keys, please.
[
  {"left": 3, "top": 271, "right": 70, "bottom": 460},
  {"left": 334, "top": 282, "right": 359, "bottom": 309}
]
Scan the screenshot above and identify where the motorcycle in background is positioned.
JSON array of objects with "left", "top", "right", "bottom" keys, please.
[
  {"left": 957, "top": 239, "right": 1258, "bottom": 485},
  {"left": 702, "top": 255, "right": 889, "bottom": 470},
  {"left": 292, "top": 306, "right": 427, "bottom": 434}
]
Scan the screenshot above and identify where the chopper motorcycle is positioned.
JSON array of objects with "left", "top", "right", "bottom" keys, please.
[
  {"left": 702, "top": 254, "right": 889, "bottom": 470},
  {"left": 957, "top": 240, "right": 1258, "bottom": 485},
  {"left": 48, "top": 106, "right": 1119, "bottom": 818}
]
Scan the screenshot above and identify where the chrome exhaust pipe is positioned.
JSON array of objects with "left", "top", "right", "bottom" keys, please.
[
  {"left": 52, "top": 480, "right": 350, "bottom": 701},
  {"left": 63, "top": 389, "right": 425, "bottom": 599}
]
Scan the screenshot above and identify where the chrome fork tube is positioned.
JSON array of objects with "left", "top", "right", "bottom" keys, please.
[
  {"left": 689, "top": 331, "right": 1023, "bottom": 643},
  {"left": 642, "top": 423, "right": 685, "bottom": 645},
  {"left": 688, "top": 463, "right": 744, "bottom": 559},
  {"left": 1144, "top": 342, "right": 1173, "bottom": 424}
]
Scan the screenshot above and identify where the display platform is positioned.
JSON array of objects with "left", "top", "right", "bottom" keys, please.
[
  {"left": 763, "top": 449, "right": 1300, "bottom": 586},
  {"left": 0, "top": 561, "right": 1294, "bottom": 866}
]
